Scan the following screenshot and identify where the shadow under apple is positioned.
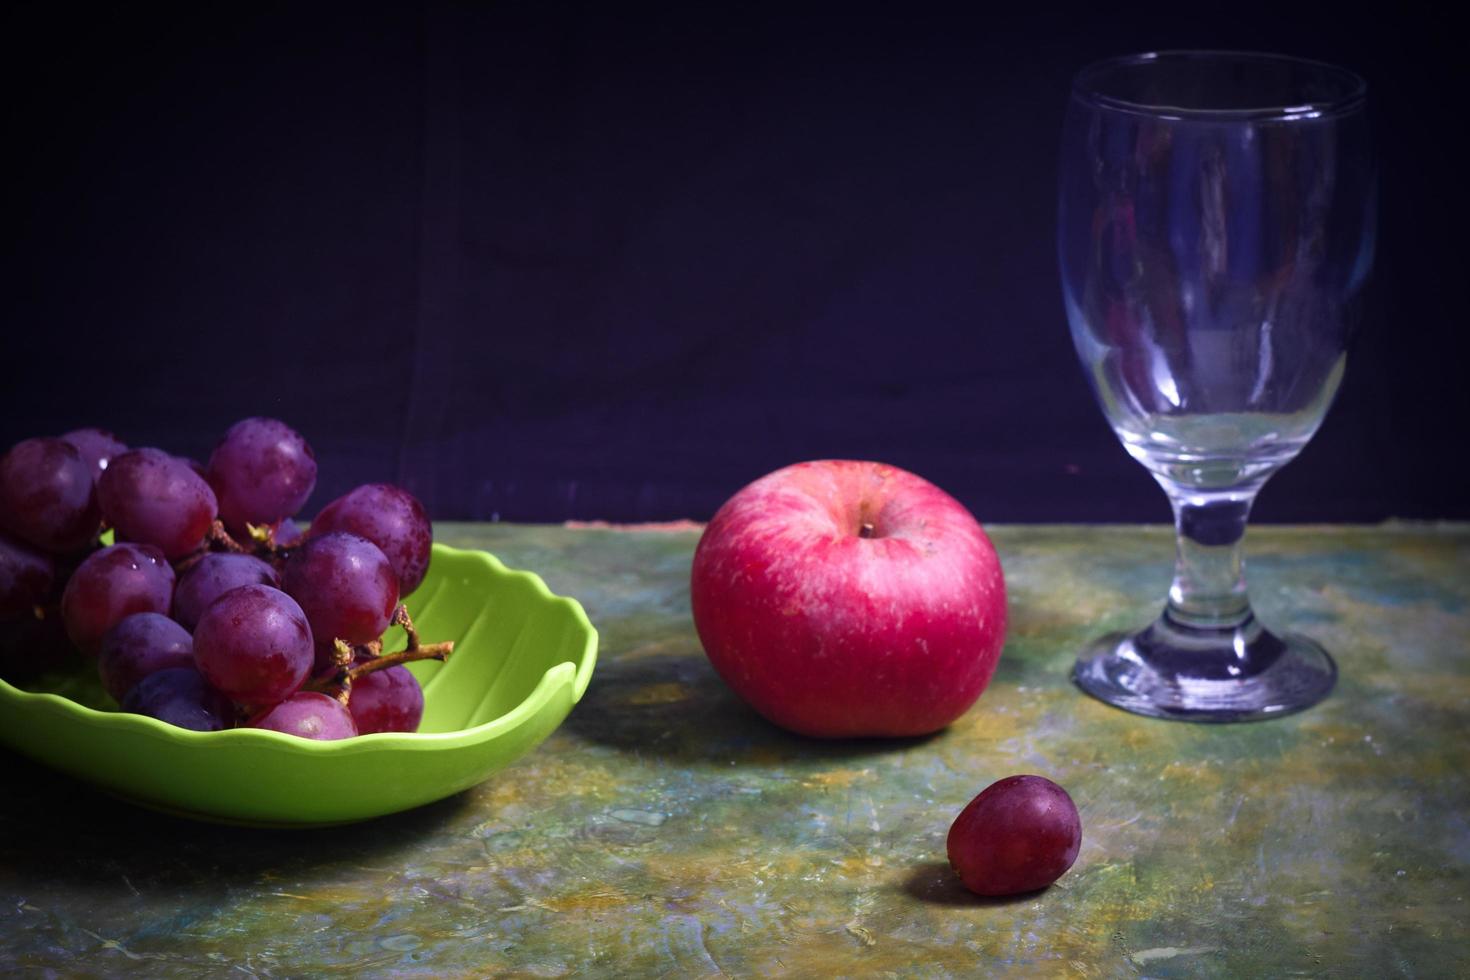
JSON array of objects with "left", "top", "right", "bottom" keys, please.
[{"left": 562, "top": 647, "right": 946, "bottom": 765}]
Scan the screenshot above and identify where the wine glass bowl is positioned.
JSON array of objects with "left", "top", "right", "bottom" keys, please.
[{"left": 1059, "top": 51, "right": 1374, "bottom": 721}]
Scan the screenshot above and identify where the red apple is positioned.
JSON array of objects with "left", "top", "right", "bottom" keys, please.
[{"left": 690, "top": 460, "right": 1006, "bottom": 738}]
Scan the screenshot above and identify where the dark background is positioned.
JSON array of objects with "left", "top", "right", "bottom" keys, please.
[{"left": 2, "top": 2, "right": 1464, "bottom": 524}]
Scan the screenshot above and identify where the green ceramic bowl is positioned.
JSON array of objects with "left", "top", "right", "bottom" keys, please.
[{"left": 0, "top": 544, "right": 597, "bottom": 827}]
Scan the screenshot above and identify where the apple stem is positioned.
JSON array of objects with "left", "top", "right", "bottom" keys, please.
[{"left": 859, "top": 522, "right": 876, "bottom": 539}]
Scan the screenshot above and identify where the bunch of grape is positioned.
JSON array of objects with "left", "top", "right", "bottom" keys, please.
[{"left": 0, "top": 418, "right": 449, "bottom": 740}]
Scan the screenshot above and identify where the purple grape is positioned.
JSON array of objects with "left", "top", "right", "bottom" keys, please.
[
  {"left": 282, "top": 532, "right": 398, "bottom": 646},
  {"left": 122, "top": 667, "right": 234, "bottom": 731},
  {"left": 172, "top": 552, "right": 280, "bottom": 631},
  {"left": 348, "top": 657, "right": 424, "bottom": 734},
  {"left": 310, "top": 484, "right": 433, "bottom": 594},
  {"left": 97, "top": 611, "right": 194, "bottom": 702},
  {"left": 193, "top": 583, "right": 312, "bottom": 706},
  {"left": 60, "top": 428, "right": 128, "bottom": 480},
  {"left": 251, "top": 691, "right": 358, "bottom": 740},
  {"left": 97, "top": 448, "right": 219, "bottom": 560},
  {"left": 61, "top": 544, "right": 175, "bottom": 655},
  {"left": 206, "top": 418, "right": 317, "bottom": 535},
  {"left": 0, "top": 531, "right": 55, "bottom": 619},
  {"left": 0, "top": 437, "right": 102, "bottom": 554},
  {"left": 947, "top": 775, "right": 1082, "bottom": 896}
]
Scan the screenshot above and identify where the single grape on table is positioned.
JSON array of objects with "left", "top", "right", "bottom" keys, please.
[{"left": 947, "top": 774, "right": 1082, "bottom": 896}]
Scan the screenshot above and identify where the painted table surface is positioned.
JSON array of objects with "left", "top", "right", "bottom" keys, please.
[{"left": 2, "top": 522, "right": 1467, "bottom": 979}]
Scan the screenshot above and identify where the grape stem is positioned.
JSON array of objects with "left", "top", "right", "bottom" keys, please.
[
  {"left": 175, "top": 520, "right": 299, "bottom": 575},
  {"left": 305, "top": 604, "right": 454, "bottom": 703},
  {"left": 173, "top": 520, "right": 252, "bottom": 574},
  {"left": 205, "top": 520, "right": 250, "bottom": 554}
]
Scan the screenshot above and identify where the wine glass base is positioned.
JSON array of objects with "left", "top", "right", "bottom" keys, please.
[{"left": 1073, "top": 623, "right": 1336, "bottom": 723}]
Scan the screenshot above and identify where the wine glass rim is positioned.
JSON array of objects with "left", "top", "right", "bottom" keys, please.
[{"left": 1073, "top": 50, "right": 1368, "bottom": 121}]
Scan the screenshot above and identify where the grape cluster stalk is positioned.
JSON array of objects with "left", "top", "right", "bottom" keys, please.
[{"left": 0, "top": 418, "right": 451, "bottom": 740}]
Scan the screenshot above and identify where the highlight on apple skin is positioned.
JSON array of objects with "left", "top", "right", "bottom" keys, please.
[{"left": 690, "top": 459, "right": 1007, "bottom": 738}]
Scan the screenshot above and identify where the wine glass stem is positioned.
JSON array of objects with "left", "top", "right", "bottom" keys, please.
[{"left": 1164, "top": 487, "right": 1257, "bottom": 631}]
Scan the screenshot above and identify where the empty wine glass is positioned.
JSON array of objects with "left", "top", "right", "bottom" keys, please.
[{"left": 1058, "top": 51, "right": 1375, "bottom": 721}]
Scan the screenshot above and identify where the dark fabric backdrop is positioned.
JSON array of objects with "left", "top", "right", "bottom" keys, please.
[{"left": 2, "top": 2, "right": 1464, "bottom": 523}]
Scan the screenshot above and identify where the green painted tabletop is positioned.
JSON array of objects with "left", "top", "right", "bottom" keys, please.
[{"left": 2, "top": 522, "right": 1467, "bottom": 978}]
